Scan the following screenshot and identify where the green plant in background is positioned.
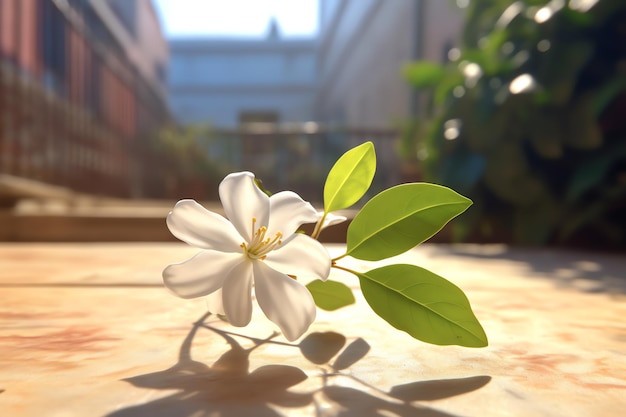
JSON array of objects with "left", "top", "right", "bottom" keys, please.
[
  {"left": 404, "top": 0, "right": 626, "bottom": 247},
  {"left": 155, "top": 124, "right": 226, "bottom": 198}
]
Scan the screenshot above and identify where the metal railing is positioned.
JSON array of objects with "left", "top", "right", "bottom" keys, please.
[
  {"left": 203, "top": 124, "right": 402, "bottom": 203},
  {"left": 0, "top": 0, "right": 172, "bottom": 199}
]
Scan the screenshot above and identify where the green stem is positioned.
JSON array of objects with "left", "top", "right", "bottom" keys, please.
[
  {"left": 311, "top": 212, "right": 327, "bottom": 240},
  {"left": 331, "top": 263, "right": 359, "bottom": 276},
  {"left": 332, "top": 252, "right": 348, "bottom": 263}
]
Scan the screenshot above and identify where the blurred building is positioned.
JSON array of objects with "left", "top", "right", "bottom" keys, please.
[
  {"left": 315, "top": 0, "right": 464, "bottom": 128},
  {"left": 166, "top": 1, "right": 463, "bottom": 131},
  {"left": 163, "top": 0, "right": 465, "bottom": 196},
  {"left": 0, "top": 0, "right": 170, "bottom": 197},
  {"left": 168, "top": 21, "right": 317, "bottom": 128}
]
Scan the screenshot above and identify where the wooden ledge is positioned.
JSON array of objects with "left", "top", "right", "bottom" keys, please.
[{"left": 0, "top": 174, "right": 74, "bottom": 208}]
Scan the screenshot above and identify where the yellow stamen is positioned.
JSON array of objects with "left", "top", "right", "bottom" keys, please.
[{"left": 241, "top": 217, "right": 283, "bottom": 260}]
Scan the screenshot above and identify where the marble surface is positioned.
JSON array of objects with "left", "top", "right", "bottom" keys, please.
[{"left": 0, "top": 243, "right": 625, "bottom": 417}]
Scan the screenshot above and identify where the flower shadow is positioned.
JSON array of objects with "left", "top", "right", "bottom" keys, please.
[
  {"left": 106, "top": 313, "right": 490, "bottom": 417},
  {"left": 106, "top": 312, "right": 310, "bottom": 417}
]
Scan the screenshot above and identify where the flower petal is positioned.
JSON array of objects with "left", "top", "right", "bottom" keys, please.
[
  {"left": 219, "top": 172, "right": 269, "bottom": 242},
  {"left": 222, "top": 260, "right": 254, "bottom": 327},
  {"left": 166, "top": 199, "right": 242, "bottom": 251},
  {"left": 205, "top": 289, "right": 225, "bottom": 316},
  {"left": 320, "top": 212, "right": 348, "bottom": 230},
  {"left": 163, "top": 250, "right": 243, "bottom": 299},
  {"left": 265, "top": 234, "right": 331, "bottom": 281},
  {"left": 253, "top": 261, "right": 317, "bottom": 341},
  {"left": 268, "top": 191, "right": 319, "bottom": 236}
]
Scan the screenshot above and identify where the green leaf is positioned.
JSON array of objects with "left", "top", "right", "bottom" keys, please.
[
  {"left": 566, "top": 144, "right": 626, "bottom": 202},
  {"left": 434, "top": 70, "right": 464, "bottom": 105},
  {"left": 358, "top": 264, "right": 487, "bottom": 347},
  {"left": 403, "top": 61, "right": 446, "bottom": 88},
  {"left": 306, "top": 279, "right": 356, "bottom": 311},
  {"left": 567, "top": 161, "right": 609, "bottom": 203},
  {"left": 592, "top": 77, "right": 626, "bottom": 116},
  {"left": 324, "top": 142, "right": 376, "bottom": 212},
  {"left": 346, "top": 183, "right": 472, "bottom": 261}
]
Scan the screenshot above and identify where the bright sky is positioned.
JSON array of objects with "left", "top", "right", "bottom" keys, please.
[{"left": 152, "top": 0, "right": 319, "bottom": 38}]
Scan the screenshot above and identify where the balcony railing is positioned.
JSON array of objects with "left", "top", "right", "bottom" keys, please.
[
  {"left": 199, "top": 123, "right": 402, "bottom": 204},
  {"left": 1, "top": 88, "right": 406, "bottom": 202}
]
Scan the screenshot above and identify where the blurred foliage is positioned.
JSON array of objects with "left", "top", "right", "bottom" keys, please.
[
  {"left": 154, "top": 124, "right": 225, "bottom": 199},
  {"left": 405, "top": 0, "right": 626, "bottom": 248}
]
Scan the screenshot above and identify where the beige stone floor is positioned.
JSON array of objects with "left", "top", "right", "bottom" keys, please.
[{"left": 0, "top": 243, "right": 625, "bottom": 417}]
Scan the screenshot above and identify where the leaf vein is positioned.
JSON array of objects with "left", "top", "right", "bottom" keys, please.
[{"left": 361, "top": 273, "right": 481, "bottom": 339}]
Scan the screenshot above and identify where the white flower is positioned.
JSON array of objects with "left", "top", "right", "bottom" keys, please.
[
  {"left": 163, "top": 171, "right": 331, "bottom": 341},
  {"left": 310, "top": 211, "right": 347, "bottom": 240},
  {"left": 318, "top": 211, "right": 347, "bottom": 229}
]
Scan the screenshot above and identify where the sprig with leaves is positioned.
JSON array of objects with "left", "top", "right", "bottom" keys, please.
[{"left": 306, "top": 142, "right": 487, "bottom": 348}]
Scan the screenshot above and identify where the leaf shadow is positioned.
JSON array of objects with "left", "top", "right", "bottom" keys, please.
[
  {"left": 105, "top": 312, "right": 310, "bottom": 417},
  {"left": 106, "top": 312, "right": 491, "bottom": 417},
  {"left": 331, "top": 337, "right": 370, "bottom": 371},
  {"left": 388, "top": 376, "right": 492, "bottom": 402}
]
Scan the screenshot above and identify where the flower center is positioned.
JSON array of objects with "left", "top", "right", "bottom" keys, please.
[{"left": 241, "top": 217, "right": 282, "bottom": 260}]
